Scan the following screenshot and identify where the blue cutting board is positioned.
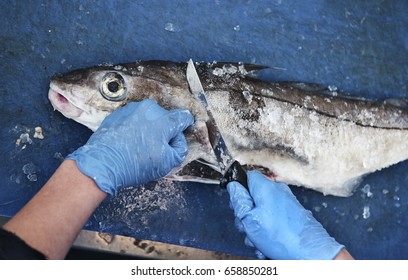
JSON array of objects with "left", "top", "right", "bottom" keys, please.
[{"left": 0, "top": 0, "right": 407, "bottom": 259}]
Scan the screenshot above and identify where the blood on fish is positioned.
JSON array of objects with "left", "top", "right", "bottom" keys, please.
[{"left": 57, "top": 93, "right": 69, "bottom": 104}]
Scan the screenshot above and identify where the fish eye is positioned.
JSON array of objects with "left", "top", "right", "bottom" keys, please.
[
  {"left": 108, "top": 81, "right": 119, "bottom": 92},
  {"left": 100, "top": 72, "right": 127, "bottom": 101}
]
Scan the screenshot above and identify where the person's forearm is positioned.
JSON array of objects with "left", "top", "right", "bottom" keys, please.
[
  {"left": 334, "top": 248, "right": 354, "bottom": 260},
  {"left": 3, "top": 160, "right": 107, "bottom": 259}
]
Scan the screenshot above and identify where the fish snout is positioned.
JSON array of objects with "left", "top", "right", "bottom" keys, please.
[
  {"left": 51, "top": 68, "right": 90, "bottom": 85},
  {"left": 48, "top": 88, "right": 83, "bottom": 118}
]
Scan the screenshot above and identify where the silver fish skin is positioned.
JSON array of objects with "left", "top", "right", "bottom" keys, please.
[{"left": 48, "top": 60, "right": 408, "bottom": 196}]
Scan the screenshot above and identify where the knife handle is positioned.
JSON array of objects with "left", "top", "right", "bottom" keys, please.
[{"left": 220, "top": 161, "right": 249, "bottom": 190}]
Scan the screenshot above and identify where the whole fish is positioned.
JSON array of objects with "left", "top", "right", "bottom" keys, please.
[{"left": 48, "top": 60, "right": 408, "bottom": 196}]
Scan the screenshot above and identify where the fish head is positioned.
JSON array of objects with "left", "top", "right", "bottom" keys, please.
[{"left": 49, "top": 65, "right": 133, "bottom": 131}]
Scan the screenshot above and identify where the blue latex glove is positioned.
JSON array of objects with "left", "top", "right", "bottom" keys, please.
[
  {"left": 67, "top": 99, "right": 194, "bottom": 195},
  {"left": 227, "top": 171, "right": 344, "bottom": 260}
]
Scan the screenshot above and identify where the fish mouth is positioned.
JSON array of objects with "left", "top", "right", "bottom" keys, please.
[{"left": 48, "top": 86, "right": 84, "bottom": 118}]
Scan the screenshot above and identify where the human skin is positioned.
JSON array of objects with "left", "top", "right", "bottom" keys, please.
[{"left": 3, "top": 160, "right": 107, "bottom": 259}]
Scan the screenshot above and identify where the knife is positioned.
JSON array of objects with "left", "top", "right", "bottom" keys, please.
[{"left": 186, "top": 59, "right": 249, "bottom": 190}]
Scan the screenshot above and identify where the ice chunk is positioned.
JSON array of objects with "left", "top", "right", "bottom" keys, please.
[
  {"left": 10, "top": 173, "right": 22, "bottom": 184},
  {"left": 19, "top": 133, "right": 32, "bottom": 145},
  {"left": 33, "top": 126, "right": 44, "bottom": 139},
  {"left": 22, "top": 163, "right": 38, "bottom": 182},
  {"left": 361, "top": 184, "right": 373, "bottom": 198},
  {"left": 22, "top": 163, "right": 37, "bottom": 175},
  {"left": 53, "top": 152, "right": 64, "bottom": 162},
  {"left": 27, "top": 173, "right": 38, "bottom": 182},
  {"left": 362, "top": 206, "right": 370, "bottom": 219},
  {"left": 165, "top": 22, "right": 179, "bottom": 32},
  {"left": 328, "top": 85, "right": 338, "bottom": 92}
]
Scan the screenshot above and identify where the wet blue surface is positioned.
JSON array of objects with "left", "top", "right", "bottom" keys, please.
[{"left": 0, "top": 0, "right": 407, "bottom": 259}]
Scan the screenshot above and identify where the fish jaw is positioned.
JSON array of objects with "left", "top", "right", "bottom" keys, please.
[
  {"left": 48, "top": 87, "right": 84, "bottom": 119},
  {"left": 48, "top": 83, "right": 109, "bottom": 131}
]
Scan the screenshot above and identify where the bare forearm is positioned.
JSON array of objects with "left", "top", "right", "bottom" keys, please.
[
  {"left": 334, "top": 248, "right": 354, "bottom": 260},
  {"left": 3, "top": 160, "right": 107, "bottom": 259}
]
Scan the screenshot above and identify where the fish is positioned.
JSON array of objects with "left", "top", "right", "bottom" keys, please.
[{"left": 48, "top": 60, "right": 408, "bottom": 197}]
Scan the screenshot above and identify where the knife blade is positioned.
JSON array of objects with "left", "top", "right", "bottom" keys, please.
[{"left": 186, "top": 59, "right": 248, "bottom": 190}]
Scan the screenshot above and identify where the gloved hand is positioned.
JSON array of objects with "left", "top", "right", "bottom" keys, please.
[
  {"left": 67, "top": 99, "right": 194, "bottom": 195},
  {"left": 227, "top": 171, "right": 344, "bottom": 260}
]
